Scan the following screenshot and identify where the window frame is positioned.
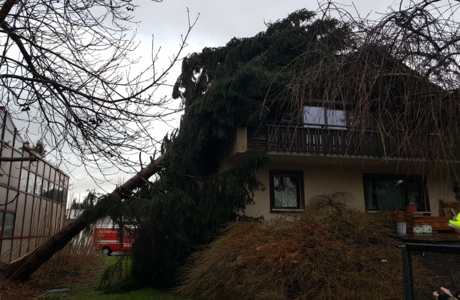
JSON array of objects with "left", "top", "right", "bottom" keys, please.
[
  {"left": 363, "top": 173, "right": 430, "bottom": 212},
  {"left": 269, "top": 170, "right": 305, "bottom": 212},
  {"left": 303, "top": 105, "right": 347, "bottom": 130}
]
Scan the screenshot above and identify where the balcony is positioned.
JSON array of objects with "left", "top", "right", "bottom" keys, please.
[{"left": 247, "top": 124, "right": 438, "bottom": 160}]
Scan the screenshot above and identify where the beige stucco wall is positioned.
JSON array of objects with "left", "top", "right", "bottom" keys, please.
[
  {"left": 242, "top": 155, "right": 458, "bottom": 220},
  {"left": 426, "top": 177, "right": 456, "bottom": 213},
  {"left": 218, "top": 128, "right": 248, "bottom": 172}
]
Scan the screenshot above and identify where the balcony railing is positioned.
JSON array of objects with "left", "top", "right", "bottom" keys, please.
[{"left": 248, "top": 124, "right": 437, "bottom": 159}]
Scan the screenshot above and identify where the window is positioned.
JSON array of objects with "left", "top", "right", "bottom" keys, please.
[
  {"left": 62, "top": 188, "right": 68, "bottom": 205},
  {"left": 270, "top": 170, "right": 304, "bottom": 211},
  {"left": 42, "top": 181, "right": 54, "bottom": 200},
  {"left": 303, "top": 106, "right": 347, "bottom": 129},
  {"left": 14, "top": 131, "right": 23, "bottom": 150},
  {"left": 0, "top": 212, "right": 15, "bottom": 237},
  {"left": 0, "top": 110, "right": 4, "bottom": 138},
  {"left": 19, "top": 169, "right": 28, "bottom": 192},
  {"left": 27, "top": 172, "right": 36, "bottom": 194},
  {"left": 35, "top": 176, "right": 43, "bottom": 196},
  {"left": 53, "top": 186, "right": 59, "bottom": 201},
  {"left": 3, "top": 117, "right": 15, "bottom": 145},
  {"left": 453, "top": 181, "right": 460, "bottom": 201},
  {"left": 363, "top": 174, "right": 429, "bottom": 211}
]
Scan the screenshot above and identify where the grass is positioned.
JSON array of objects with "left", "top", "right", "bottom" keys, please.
[
  {"left": 70, "top": 288, "right": 182, "bottom": 300},
  {"left": 35, "top": 254, "right": 183, "bottom": 300},
  {"left": 0, "top": 236, "right": 183, "bottom": 300},
  {"left": 40, "top": 286, "right": 182, "bottom": 300}
]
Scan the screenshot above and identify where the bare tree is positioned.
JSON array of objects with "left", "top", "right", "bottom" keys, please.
[
  {"left": 278, "top": 0, "right": 460, "bottom": 178},
  {"left": 0, "top": 0, "right": 195, "bottom": 180},
  {"left": 0, "top": 0, "right": 195, "bottom": 281}
]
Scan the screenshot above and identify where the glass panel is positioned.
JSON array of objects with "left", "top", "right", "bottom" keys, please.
[
  {"left": 0, "top": 162, "right": 11, "bottom": 185},
  {"left": 27, "top": 173, "right": 36, "bottom": 194},
  {"left": 35, "top": 176, "right": 43, "bottom": 196},
  {"left": 19, "top": 169, "right": 28, "bottom": 192},
  {"left": 62, "top": 188, "right": 68, "bottom": 205},
  {"left": 3, "top": 117, "right": 14, "bottom": 145},
  {"left": 28, "top": 160, "right": 37, "bottom": 173},
  {"left": 45, "top": 182, "right": 54, "bottom": 200},
  {"left": 37, "top": 161, "right": 44, "bottom": 177},
  {"left": 11, "top": 148, "right": 21, "bottom": 159},
  {"left": 56, "top": 185, "right": 61, "bottom": 202},
  {"left": 326, "top": 109, "right": 347, "bottom": 129},
  {"left": 6, "top": 191, "right": 18, "bottom": 211},
  {"left": 53, "top": 186, "right": 59, "bottom": 201},
  {"left": 3, "top": 213, "right": 15, "bottom": 237},
  {"left": 364, "top": 179, "right": 375, "bottom": 210},
  {"left": 364, "top": 176, "right": 426, "bottom": 211},
  {"left": 0, "top": 186, "right": 6, "bottom": 207},
  {"left": 44, "top": 164, "right": 50, "bottom": 179},
  {"left": 303, "top": 106, "right": 325, "bottom": 128},
  {"left": 1, "top": 144, "right": 12, "bottom": 158},
  {"left": 49, "top": 168, "right": 56, "bottom": 184},
  {"left": 273, "top": 175, "right": 300, "bottom": 208},
  {"left": 406, "top": 179, "right": 424, "bottom": 210},
  {"left": 14, "top": 132, "right": 23, "bottom": 150},
  {"left": 364, "top": 178, "right": 404, "bottom": 210},
  {"left": 56, "top": 172, "right": 61, "bottom": 186},
  {"left": 41, "top": 179, "right": 49, "bottom": 198},
  {"left": 0, "top": 110, "right": 4, "bottom": 139},
  {"left": 0, "top": 212, "right": 3, "bottom": 235},
  {"left": 8, "top": 161, "right": 20, "bottom": 189}
]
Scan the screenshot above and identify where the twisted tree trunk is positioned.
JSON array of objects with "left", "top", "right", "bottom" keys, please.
[{"left": 0, "top": 155, "right": 164, "bottom": 281}]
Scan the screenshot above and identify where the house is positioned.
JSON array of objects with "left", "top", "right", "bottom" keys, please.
[
  {"left": 0, "top": 108, "right": 69, "bottom": 262},
  {"left": 223, "top": 47, "right": 460, "bottom": 219}
]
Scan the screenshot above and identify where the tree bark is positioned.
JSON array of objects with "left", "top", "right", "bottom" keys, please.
[
  {"left": 0, "top": 155, "right": 164, "bottom": 281},
  {"left": 0, "top": 157, "right": 37, "bottom": 162},
  {"left": 0, "top": 0, "right": 17, "bottom": 26}
]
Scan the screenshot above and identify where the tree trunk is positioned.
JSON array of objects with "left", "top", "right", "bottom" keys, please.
[{"left": 0, "top": 155, "right": 164, "bottom": 281}]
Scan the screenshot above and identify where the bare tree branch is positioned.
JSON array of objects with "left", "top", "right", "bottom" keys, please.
[
  {"left": 0, "top": 156, "right": 36, "bottom": 162},
  {"left": 0, "top": 0, "right": 197, "bottom": 187}
]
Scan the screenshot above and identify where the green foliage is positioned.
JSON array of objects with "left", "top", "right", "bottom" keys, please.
[
  {"left": 70, "top": 190, "right": 99, "bottom": 210},
  {"left": 71, "top": 288, "right": 183, "bottom": 300},
  {"left": 29, "top": 139, "right": 47, "bottom": 157},
  {"left": 131, "top": 152, "right": 269, "bottom": 286},
  {"left": 131, "top": 9, "right": 352, "bottom": 287},
  {"left": 171, "top": 9, "right": 351, "bottom": 172}
]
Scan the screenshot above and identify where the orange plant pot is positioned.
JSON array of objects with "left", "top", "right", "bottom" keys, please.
[{"left": 405, "top": 205, "right": 417, "bottom": 215}]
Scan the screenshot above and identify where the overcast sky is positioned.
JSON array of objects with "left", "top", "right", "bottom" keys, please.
[{"left": 69, "top": 0, "right": 411, "bottom": 200}]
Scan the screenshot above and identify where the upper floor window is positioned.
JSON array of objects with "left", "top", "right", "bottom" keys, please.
[
  {"left": 303, "top": 106, "right": 347, "bottom": 129},
  {"left": 270, "top": 170, "right": 304, "bottom": 211}
]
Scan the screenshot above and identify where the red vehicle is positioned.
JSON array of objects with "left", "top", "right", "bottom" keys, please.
[{"left": 93, "top": 226, "right": 135, "bottom": 256}]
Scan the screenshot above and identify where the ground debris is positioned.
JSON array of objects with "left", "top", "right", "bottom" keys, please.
[{"left": 177, "top": 193, "right": 411, "bottom": 300}]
